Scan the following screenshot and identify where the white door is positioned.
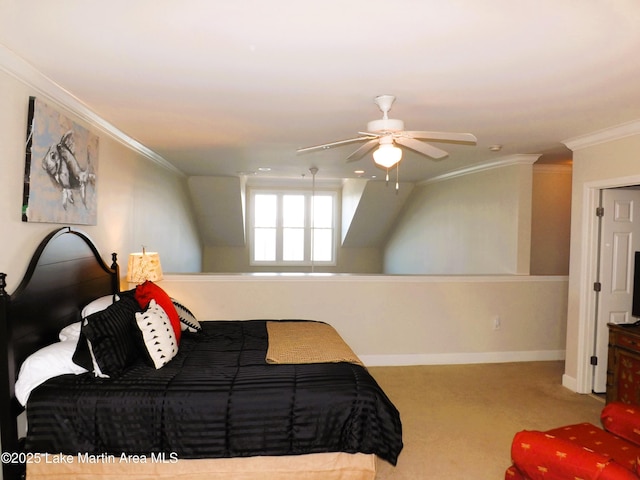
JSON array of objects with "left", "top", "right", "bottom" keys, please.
[{"left": 593, "top": 188, "right": 640, "bottom": 392}]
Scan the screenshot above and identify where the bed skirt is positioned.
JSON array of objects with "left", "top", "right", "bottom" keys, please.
[{"left": 26, "top": 452, "right": 376, "bottom": 480}]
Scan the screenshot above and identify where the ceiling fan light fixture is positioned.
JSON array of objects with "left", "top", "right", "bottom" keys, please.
[{"left": 373, "top": 143, "right": 402, "bottom": 169}]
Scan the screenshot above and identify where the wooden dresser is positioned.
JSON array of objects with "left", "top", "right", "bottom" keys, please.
[{"left": 607, "top": 323, "right": 640, "bottom": 404}]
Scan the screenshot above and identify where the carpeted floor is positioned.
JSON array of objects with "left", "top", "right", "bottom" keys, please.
[{"left": 369, "top": 361, "right": 604, "bottom": 479}]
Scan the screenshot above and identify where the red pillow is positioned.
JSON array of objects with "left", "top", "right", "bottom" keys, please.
[
  {"left": 601, "top": 402, "right": 640, "bottom": 448},
  {"left": 134, "top": 281, "right": 181, "bottom": 344}
]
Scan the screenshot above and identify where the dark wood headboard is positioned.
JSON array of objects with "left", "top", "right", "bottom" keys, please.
[{"left": 0, "top": 227, "right": 119, "bottom": 480}]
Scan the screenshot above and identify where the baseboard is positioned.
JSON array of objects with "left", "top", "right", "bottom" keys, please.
[
  {"left": 561, "top": 373, "right": 578, "bottom": 392},
  {"left": 359, "top": 350, "right": 566, "bottom": 367}
]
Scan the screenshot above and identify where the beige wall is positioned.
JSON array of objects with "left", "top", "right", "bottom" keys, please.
[
  {"left": 159, "top": 274, "right": 568, "bottom": 365},
  {"left": 530, "top": 164, "right": 572, "bottom": 275},
  {"left": 203, "top": 244, "right": 382, "bottom": 273},
  {"left": 383, "top": 160, "right": 535, "bottom": 274},
  {"left": 564, "top": 129, "right": 640, "bottom": 392},
  {"left": 0, "top": 63, "right": 202, "bottom": 293}
]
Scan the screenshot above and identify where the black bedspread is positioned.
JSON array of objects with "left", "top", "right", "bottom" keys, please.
[{"left": 25, "top": 320, "right": 403, "bottom": 465}]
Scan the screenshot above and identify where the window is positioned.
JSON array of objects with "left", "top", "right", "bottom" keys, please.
[{"left": 250, "top": 189, "right": 337, "bottom": 266}]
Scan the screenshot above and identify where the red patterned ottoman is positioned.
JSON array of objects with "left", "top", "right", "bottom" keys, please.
[{"left": 506, "top": 403, "right": 640, "bottom": 479}]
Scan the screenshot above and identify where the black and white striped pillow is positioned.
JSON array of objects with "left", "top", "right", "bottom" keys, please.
[{"left": 79, "top": 294, "right": 141, "bottom": 378}]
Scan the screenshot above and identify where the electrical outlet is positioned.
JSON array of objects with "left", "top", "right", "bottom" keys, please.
[{"left": 493, "top": 316, "right": 501, "bottom": 330}]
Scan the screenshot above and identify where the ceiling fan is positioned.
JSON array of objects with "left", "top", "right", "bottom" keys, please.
[{"left": 297, "top": 95, "right": 477, "bottom": 169}]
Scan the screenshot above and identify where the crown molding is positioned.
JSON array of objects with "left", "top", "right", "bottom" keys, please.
[
  {"left": 420, "top": 154, "right": 542, "bottom": 185},
  {"left": 563, "top": 119, "right": 640, "bottom": 152},
  {"left": 0, "top": 43, "right": 183, "bottom": 176}
]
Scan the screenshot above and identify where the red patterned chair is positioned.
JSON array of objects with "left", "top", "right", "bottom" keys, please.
[{"left": 506, "top": 402, "right": 640, "bottom": 479}]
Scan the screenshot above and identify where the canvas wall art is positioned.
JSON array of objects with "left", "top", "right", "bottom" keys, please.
[{"left": 22, "top": 97, "right": 99, "bottom": 225}]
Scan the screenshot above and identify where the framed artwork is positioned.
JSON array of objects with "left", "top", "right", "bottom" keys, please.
[{"left": 22, "top": 97, "right": 99, "bottom": 225}]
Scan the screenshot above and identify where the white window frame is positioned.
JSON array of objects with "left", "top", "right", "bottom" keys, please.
[{"left": 249, "top": 188, "right": 338, "bottom": 267}]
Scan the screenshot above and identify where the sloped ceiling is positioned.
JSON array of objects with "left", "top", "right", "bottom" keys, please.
[
  {"left": 342, "top": 180, "right": 415, "bottom": 247},
  {"left": 188, "top": 177, "right": 246, "bottom": 246}
]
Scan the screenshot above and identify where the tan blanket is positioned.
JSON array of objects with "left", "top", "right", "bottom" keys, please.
[{"left": 266, "top": 321, "right": 364, "bottom": 367}]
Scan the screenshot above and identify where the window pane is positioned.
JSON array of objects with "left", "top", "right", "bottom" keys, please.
[
  {"left": 255, "top": 194, "right": 276, "bottom": 227},
  {"left": 312, "top": 229, "right": 333, "bottom": 261},
  {"left": 283, "top": 228, "right": 304, "bottom": 261},
  {"left": 312, "top": 196, "right": 333, "bottom": 228},
  {"left": 254, "top": 228, "right": 276, "bottom": 261},
  {"left": 283, "top": 195, "right": 305, "bottom": 227},
  {"left": 251, "top": 189, "right": 335, "bottom": 266}
]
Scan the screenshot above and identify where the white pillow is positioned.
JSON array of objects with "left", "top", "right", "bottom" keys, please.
[
  {"left": 135, "top": 299, "right": 178, "bottom": 369},
  {"left": 15, "top": 341, "right": 88, "bottom": 406},
  {"left": 58, "top": 322, "right": 82, "bottom": 342},
  {"left": 171, "top": 298, "right": 202, "bottom": 332},
  {"left": 81, "top": 294, "right": 119, "bottom": 319}
]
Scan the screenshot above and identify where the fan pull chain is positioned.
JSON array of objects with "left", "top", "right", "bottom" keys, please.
[
  {"left": 385, "top": 168, "right": 390, "bottom": 186},
  {"left": 395, "top": 162, "right": 399, "bottom": 194}
]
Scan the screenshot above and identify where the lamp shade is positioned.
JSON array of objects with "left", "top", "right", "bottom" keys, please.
[
  {"left": 126, "top": 251, "right": 163, "bottom": 283},
  {"left": 373, "top": 143, "right": 402, "bottom": 169}
]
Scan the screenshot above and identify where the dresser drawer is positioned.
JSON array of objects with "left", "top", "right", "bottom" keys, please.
[{"left": 616, "top": 332, "right": 640, "bottom": 351}]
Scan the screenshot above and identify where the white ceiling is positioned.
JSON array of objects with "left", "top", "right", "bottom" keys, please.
[{"left": 2, "top": 0, "right": 640, "bottom": 183}]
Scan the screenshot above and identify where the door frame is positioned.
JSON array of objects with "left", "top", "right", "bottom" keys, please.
[{"left": 577, "top": 174, "right": 640, "bottom": 393}]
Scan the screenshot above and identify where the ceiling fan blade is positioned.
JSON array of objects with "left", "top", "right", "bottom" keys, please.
[
  {"left": 346, "top": 139, "right": 378, "bottom": 163},
  {"left": 395, "top": 137, "right": 449, "bottom": 159},
  {"left": 297, "top": 136, "right": 375, "bottom": 154},
  {"left": 402, "top": 131, "right": 477, "bottom": 144}
]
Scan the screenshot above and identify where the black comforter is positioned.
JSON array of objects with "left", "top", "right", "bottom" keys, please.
[{"left": 25, "top": 320, "right": 403, "bottom": 465}]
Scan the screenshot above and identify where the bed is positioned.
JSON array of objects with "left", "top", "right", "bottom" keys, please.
[{"left": 0, "top": 227, "right": 403, "bottom": 480}]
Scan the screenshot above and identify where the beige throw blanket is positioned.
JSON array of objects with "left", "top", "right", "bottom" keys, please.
[{"left": 266, "top": 321, "right": 364, "bottom": 367}]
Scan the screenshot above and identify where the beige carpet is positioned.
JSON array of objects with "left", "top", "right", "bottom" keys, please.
[{"left": 369, "top": 361, "right": 604, "bottom": 479}]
